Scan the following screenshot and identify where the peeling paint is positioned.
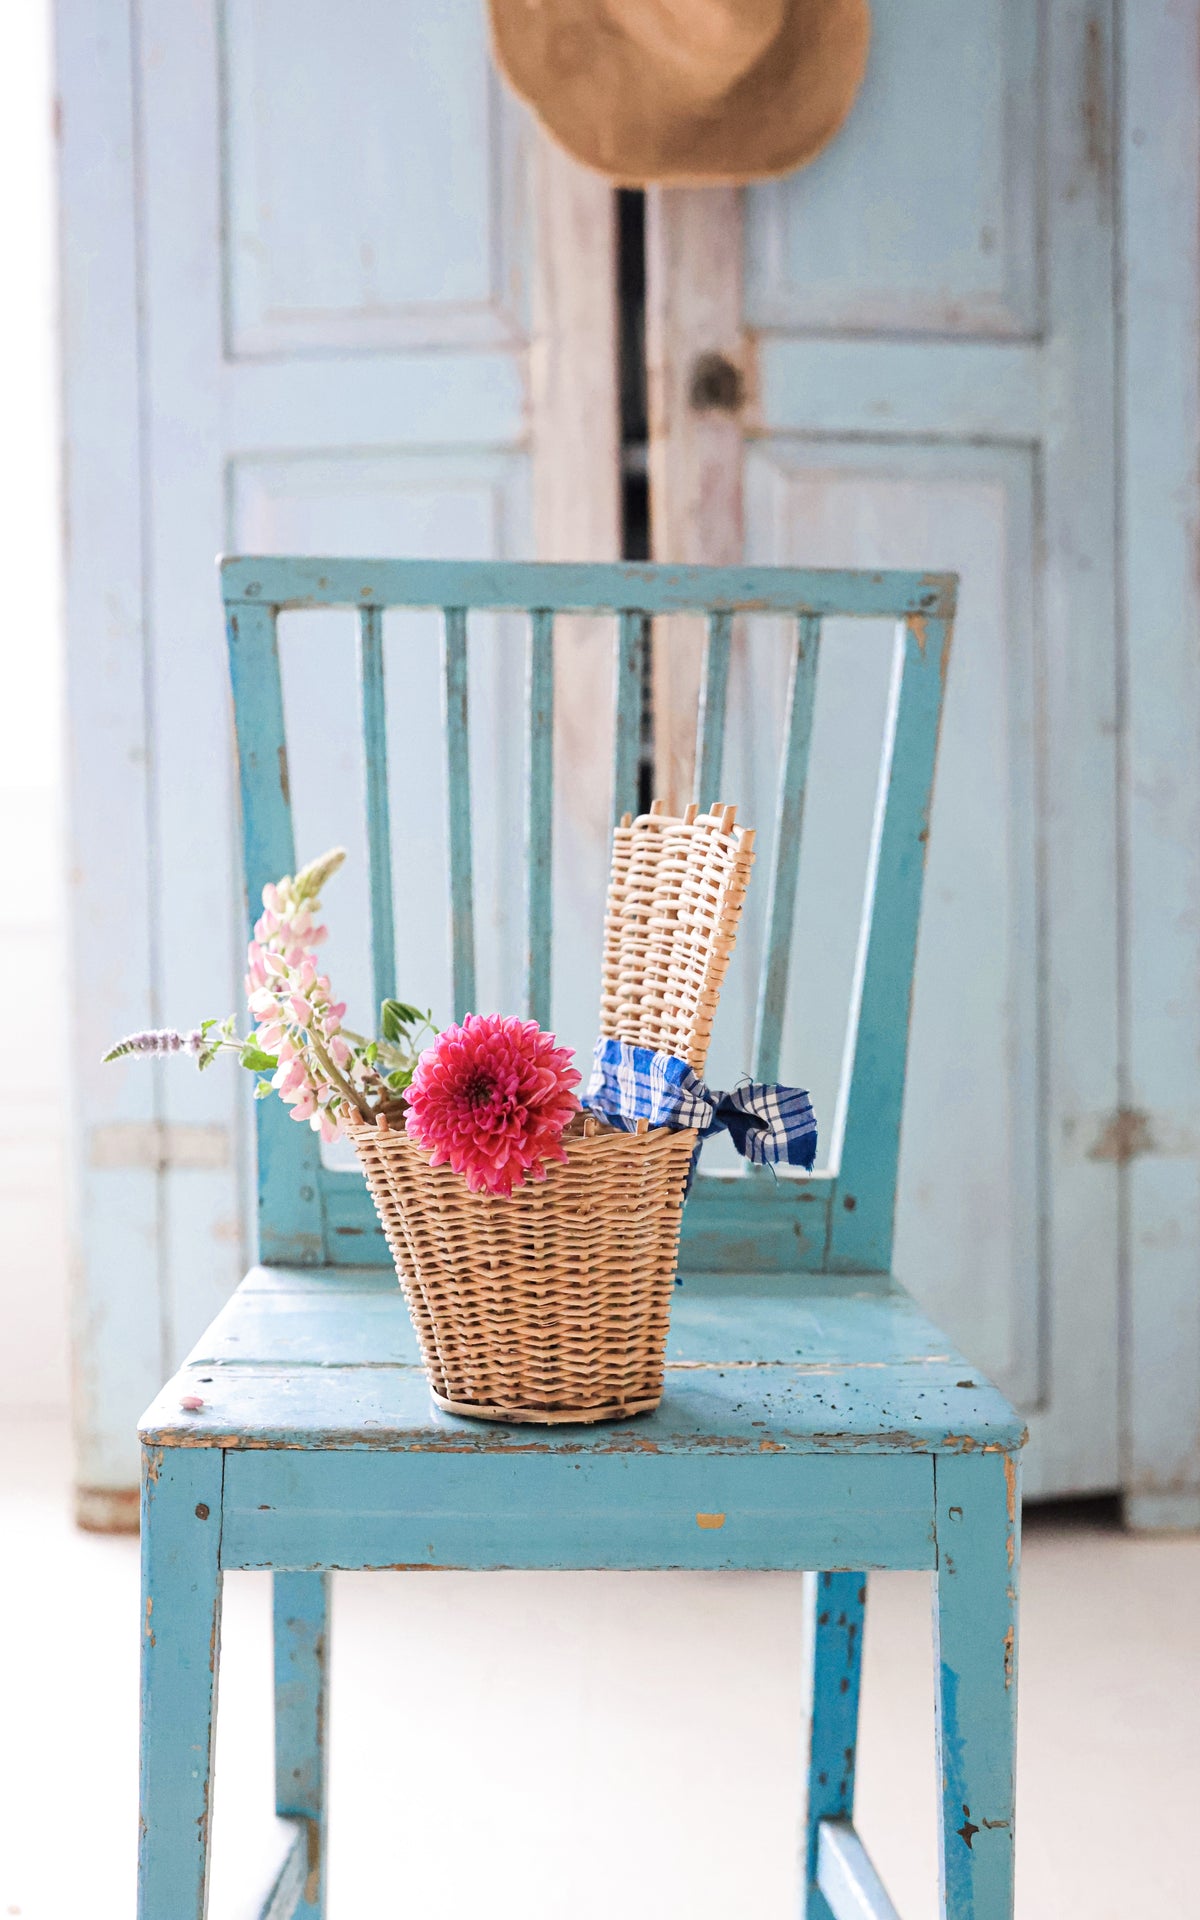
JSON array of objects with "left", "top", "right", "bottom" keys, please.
[
  {"left": 956, "top": 1806, "right": 979, "bottom": 1850},
  {"left": 1088, "top": 1106, "right": 1153, "bottom": 1164},
  {"left": 1081, "top": 14, "right": 1110, "bottom": 184},
  {"left": 302, "top": 1815, "right": 321, "bottom": 1905}
]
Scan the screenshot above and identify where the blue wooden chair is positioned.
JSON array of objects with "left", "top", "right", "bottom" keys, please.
[{"left": 138, "top": 557, "right": 1023, "bottom": 1919}]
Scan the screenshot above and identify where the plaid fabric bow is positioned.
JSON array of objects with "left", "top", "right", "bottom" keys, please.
[{"left": 584, "top": 1037, "right": 818, "bottom": 1170}]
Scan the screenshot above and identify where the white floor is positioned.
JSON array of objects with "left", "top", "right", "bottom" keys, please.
[{"left": 2, "top": 1414, "right": 1196, "bottom": 1919}]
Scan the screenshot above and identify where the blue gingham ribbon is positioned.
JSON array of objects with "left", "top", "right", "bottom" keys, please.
[{"left": 584, "top": 1037, "right": 818, "bottom": 1170}]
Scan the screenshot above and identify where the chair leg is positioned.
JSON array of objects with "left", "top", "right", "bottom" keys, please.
[
  {"left": 138, "top": 1445, "right": 224, "bottom": 1920},
  {"left": 274, "top": 1571, "right": 331, "bottom": 1917},
  {"left": 933, "top": 1452, "right": 1020, "bottom": 1920},
  {"left": 802, "top": 1569, "right": 867, "bottom": 1919}
]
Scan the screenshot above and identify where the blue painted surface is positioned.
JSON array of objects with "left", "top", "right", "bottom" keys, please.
[
  {"left": 754, "top": 614, "right": 821, "bottom": 1083},
  {"left": 138, "top": 1445, "right": 223, "bottom": 1920},
  {"left": 223, "top": 560, "right": 955, "bottom": 1279},
  {"left": 804, "top": 1570, "right": 867, "bottom": 1920},
  {"left": 136, "top": 555, "right": 1022, "bottom": 1918},
  {"left": 273, "top": 1572, "right": 329, "bottom": 1916},
  {"left": 933, "top": 1452, "right": 1020, "bottom": 1918},
  {"left": 220, "top": 554, "right": 954, "bottom": 617},
  {"left": 441, "top": 606, "right": 477, "bottom": 1022},
  {"left": 358, "top": 607, "right": 396, "bottom": 1015},
  {"left": 524, "top": 608, "right": 555, "bottom": 1026},
  {"left": 612, "top": 608, "right": 644, "bottom": 823},
  {"left": 694, "top": 608, "right": 732, "bottom": 809},
  {"left": 816, "top": 1820, "right": 902, "bottom": 1920}
]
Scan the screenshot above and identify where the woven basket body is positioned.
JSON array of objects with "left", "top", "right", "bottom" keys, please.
[
  {"left": 349, "top": 1121, "right": 698, "bottom": 1422},
  {"left": 351, "top": 805, "right": 754, "bottom": 1423}
]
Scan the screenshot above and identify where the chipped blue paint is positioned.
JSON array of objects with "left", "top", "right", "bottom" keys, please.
[
  {"left": 138, "top": 1445, "right": 223, "bottom": 1919},
  {"left": 933, "top": 1452, "right": 1020, "bottom": 1918},
  {"left": 273, "top": 1572, "right": 329, "bottom": 1915},
  {"left": 804, "top": 1569, "right": 867, "bottom": 1920}
]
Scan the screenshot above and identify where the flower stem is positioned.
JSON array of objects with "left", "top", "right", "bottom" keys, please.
[{"left": 306, "top": 1030, "right": 375, "bottom": 1122}]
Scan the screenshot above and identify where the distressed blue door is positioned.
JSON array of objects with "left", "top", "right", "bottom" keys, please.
[
  {"left": 648, "top": 0, "right": 1120, "bottom": 1499},
  {"left": 60, "top": 0, "right": 617, "bottom": 1511}
]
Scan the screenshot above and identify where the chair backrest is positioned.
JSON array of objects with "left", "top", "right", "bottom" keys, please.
[
  {"left": 600, "top": 803, "right": 755, "bottom": 1076},
  {"left": 222, "top": 557, "right": 956, "bottom": 1277}
]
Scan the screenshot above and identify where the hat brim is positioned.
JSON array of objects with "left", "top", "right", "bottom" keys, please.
[{"left": 490, "top": 0, "right": 870, "bottom": 188}]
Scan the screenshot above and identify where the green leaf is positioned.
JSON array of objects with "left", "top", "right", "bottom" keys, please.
[
  {"left": 241, "top": 1046, "right": 278, "bottom": 1072},
  {"left": 381, "top": 999, "right": 415, "bottom": 1042},
  {"left": 254, "top": 1078, "right": 274, "bottom": 1099},
  {"left": 386, "top": 1067, "right": 414, "bottom": 1093},
  {"left": 364, "top": 1040, "right": 378, "bottom": 1066}
]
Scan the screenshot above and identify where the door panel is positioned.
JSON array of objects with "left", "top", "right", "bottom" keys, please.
[
  {"left": 737, "top": 443, "right": 1040, "bottom": 1407},
  {"left": 223, "top": 0, "right": 526, "bottom": 354},
  {"left": 67, "top": 0, "right": 616, "bottom": 1495},
  {"left": 651, "top": 0, "right": 1119, "bottom": 1496},
  {"left": 745, "top": 0, "right": 1039, "bottom": 336},
  {"left": 140, "top": 0, "right": 540, "bottom": 1393},
  {"left": 752, "top": 0, "right": 1120, "bottom": 1498}
]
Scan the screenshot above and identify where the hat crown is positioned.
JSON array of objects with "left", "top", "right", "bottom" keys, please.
[
  {"left": 488, "top": 0, "right": 871, "bottom": 188},
  {"left": 604, "top": 0, "right": 786, "bottom": 100}
]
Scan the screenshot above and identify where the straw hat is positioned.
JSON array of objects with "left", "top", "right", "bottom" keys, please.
[{"left": 489, "top": 0, "right": 870, "bottom": 186}]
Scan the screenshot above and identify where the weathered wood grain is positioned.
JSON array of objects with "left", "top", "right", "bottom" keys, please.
[
  {"left": 139, "top": 1265, "right": 1023, "bottom": 1460},
  {"left": 645, "top": 187, "right": 745, "bottom": 811}
]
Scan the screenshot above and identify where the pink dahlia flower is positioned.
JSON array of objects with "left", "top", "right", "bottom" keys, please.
[{"left": 405, "top": 1013, "right": 581, "bottom": 1196}]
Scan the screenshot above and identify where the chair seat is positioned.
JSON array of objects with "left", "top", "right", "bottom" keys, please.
[{"left": 141, "top": 1263, "right": 1024, "bottom": 1459}]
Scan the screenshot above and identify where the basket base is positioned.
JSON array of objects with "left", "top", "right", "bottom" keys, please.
[{"left": 430, "top": 1387, "right": 663, "bottom": 1426}]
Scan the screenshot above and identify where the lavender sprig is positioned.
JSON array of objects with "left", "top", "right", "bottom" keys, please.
[{"left": 104, "top": 1027, "right": 207, "bottom": 1061}]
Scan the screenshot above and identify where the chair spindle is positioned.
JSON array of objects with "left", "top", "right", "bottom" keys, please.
[
  {"left": 753, "top": 613, "right": 822, "bottom": 1082},
  {"left": 358, "top": 606, "right": 396, "bottom": 1014},
  {"left": 525, "top": 608, "right": 555, "bottom": 1027},
  {"left": 441, "top": 606, "right": 476, "bottom": 1020},
  {"left": 612, "top": 609, "right": 644, "bottom": 825},
  {"left": 694, "top": 607, "right": 732, "bottom": 808}
]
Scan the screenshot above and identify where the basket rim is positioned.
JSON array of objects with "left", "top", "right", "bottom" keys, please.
[{"left": 343, "top": 1112, "right": 700, "bottom": 1158}]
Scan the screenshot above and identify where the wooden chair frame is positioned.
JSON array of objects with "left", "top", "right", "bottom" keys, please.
[{"left": 137, "top": 557, "right": 1023, "bottom": 1920}]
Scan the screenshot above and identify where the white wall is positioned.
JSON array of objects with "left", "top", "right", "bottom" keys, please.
[{"left": 0, "top": 1, "right": 70, "bottom": 1410}]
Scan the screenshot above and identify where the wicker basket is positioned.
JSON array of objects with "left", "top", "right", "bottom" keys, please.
[{"left": 347, "top": 801, "right": 755, "bottom": 1423}]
